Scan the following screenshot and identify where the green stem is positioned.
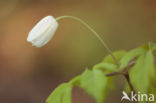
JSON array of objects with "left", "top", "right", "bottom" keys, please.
[
  {"left": 56, "top": 16, "right": 135, "bottom": 92},
  {"left": 56, "top": 16, "right": 120, "bottom": 66}
]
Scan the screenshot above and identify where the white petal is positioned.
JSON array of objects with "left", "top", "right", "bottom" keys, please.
[
  {"left": 27, "top": 16, "right": 58, "bottom": 47},
  {"left": 32, "top": 22, "right": 58, "bottom": 47}
]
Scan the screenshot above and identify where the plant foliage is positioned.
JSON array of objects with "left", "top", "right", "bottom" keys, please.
[{"left": 46, "top": 42, "right": 156, "bottom": 103}]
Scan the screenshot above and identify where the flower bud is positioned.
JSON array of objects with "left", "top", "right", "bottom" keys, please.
[{"left": 27, "top": 16, "right": 58, "bottom": 47}]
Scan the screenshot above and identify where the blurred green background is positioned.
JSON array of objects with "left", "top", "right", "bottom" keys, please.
[{"left": 0, "top": 0, "right": 156, "bottom": 103}]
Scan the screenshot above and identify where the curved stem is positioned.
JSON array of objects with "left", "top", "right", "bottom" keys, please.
[
  {"left": 56, "top": 16, "right": 120, "bottom": 66},
  {"left": 56, "top": 16, "right": 135, "bottom": 92}
]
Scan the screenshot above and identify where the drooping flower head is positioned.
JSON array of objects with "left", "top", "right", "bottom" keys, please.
[{"left": 27, "top": 16, "right": 58, "bottom": 47}]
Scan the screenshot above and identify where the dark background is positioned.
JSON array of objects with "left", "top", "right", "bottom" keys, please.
[{"left": 0, "top": 0, "right": 156, "bottom": 103}]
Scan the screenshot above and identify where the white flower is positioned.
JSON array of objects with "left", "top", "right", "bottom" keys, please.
[{"left": 27, "top": 16, "right": 58, "bottom": 47}]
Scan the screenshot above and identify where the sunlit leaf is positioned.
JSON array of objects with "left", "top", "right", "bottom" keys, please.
[
  {"left": 46, "top": 83, "right": 72, "bottom": 103},
  {"left": 93, "top": 62, "right": 117, "bottom": 71},
  {"left": 103, "top": 50, "right": 127, "bottom": 64},
  {"left": 142, "top": 42, "right": 156, "bottom": 52},
  {"left": 79, "top": 69, "right": 107, "bottom": 103},
  {"left": 119, "top": 48, "right": 145, "bottom": 70},
  {"left": 130, "top": 50, "right": 155, "bottom": 93}
]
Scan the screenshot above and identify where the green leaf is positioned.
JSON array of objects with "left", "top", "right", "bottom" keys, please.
[
  {"left": 149, "top": 86, "right": 156, "bottom": 98},
  {"left": 79, "top": 69, "right": 107, "bottom": 103},
  {"left": 147, "top": 51, "right": 155, "bottom": 79},
  {"left": 46, "top": 83, "right": 72, "bottom": 103},
  {"left": 69, "top": 75, "right": 80, "bottom": 86},
  {"left": 149, "top": 42, "right": 156, "bottom": 52},
  {"left": 62, "top": 85, "right": 72, "bottom": 103},
  {"left": 130, "top": 50, "right": 155, "bottom": 93},
  {"left": 124, "top": 82, "right": 131, "bottom": 94},
  {"left": 93, "top": 62, "right": 117, "bottom": 71},
  {"left": 119, "top": 48, "right": 145, "bottom": 70},
  {"left": 141, "top": 42, "right": 156, "bottom": 51},
  {"left": 92, "top": 63, "right": 116, "bottom": 90},
  {"left": 103, "top": 50, "right": 127, "bottom": 64}
]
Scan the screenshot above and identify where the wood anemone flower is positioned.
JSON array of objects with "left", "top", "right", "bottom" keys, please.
[{"left": 27, "top": 16, "right": 58, "bottom": 47}]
